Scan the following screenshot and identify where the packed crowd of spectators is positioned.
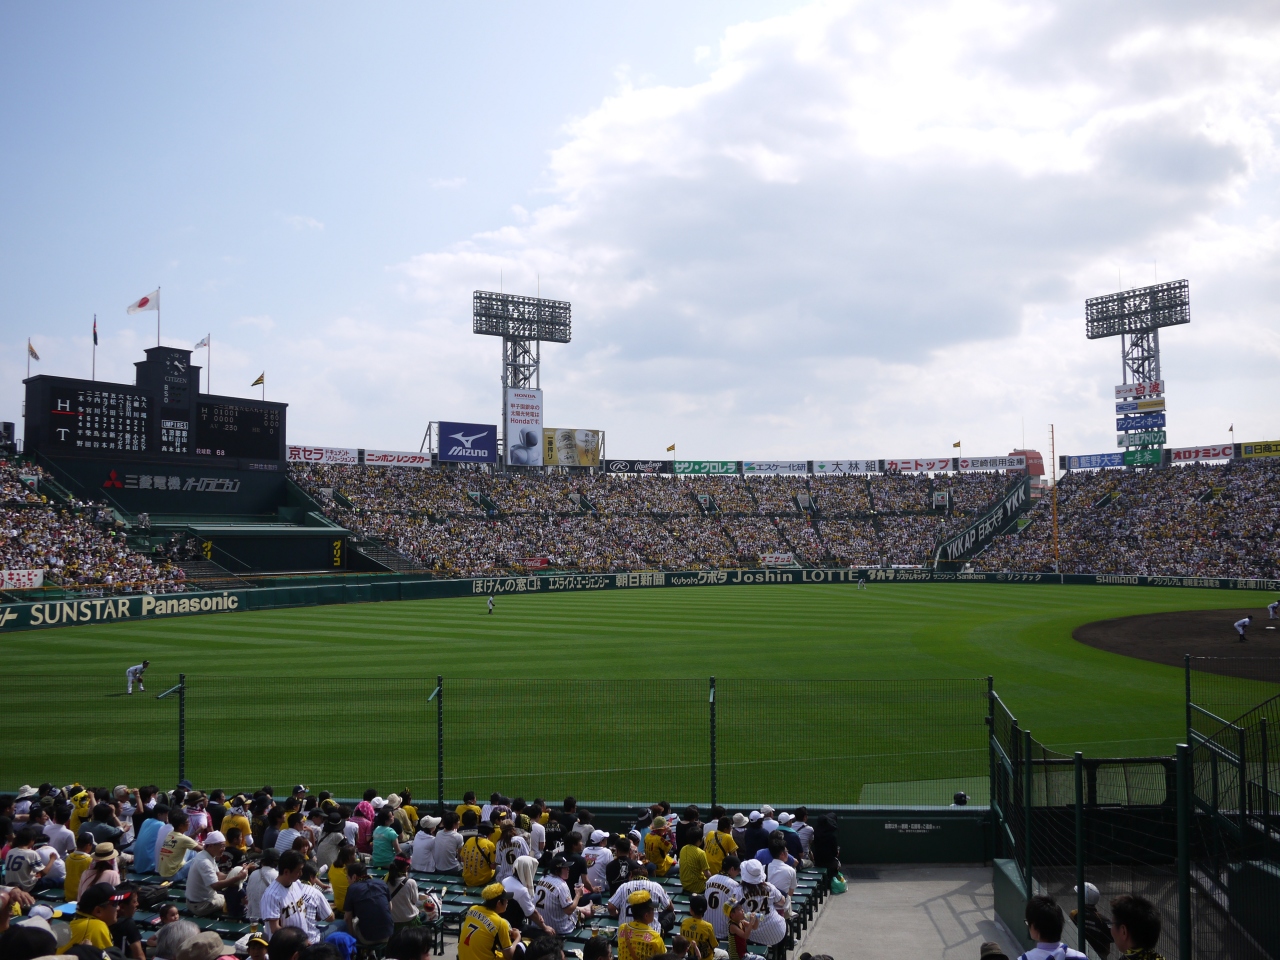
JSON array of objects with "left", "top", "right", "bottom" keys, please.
[
  {"left": 0, "top": 462, "right": 185, "bottom": 594},
  {"left": 0, "top": 783, "right": 843, "bottom": 960},
  {"left": 290, "top": 465, "right": 1014, "bottom": 577},
  {"left": 975, "top": 458, "right": 1280, "bottom": 578}
]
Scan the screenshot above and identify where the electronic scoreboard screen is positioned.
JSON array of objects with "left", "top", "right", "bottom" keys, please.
[{"left": 195, "top": 402, "right": 283, "bottom": 460}]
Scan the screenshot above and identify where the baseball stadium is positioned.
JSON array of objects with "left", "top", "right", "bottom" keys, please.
[{"left": 0, "top": 275, "right": 1277, "bottom": 960}]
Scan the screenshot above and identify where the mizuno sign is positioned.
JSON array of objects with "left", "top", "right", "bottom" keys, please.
[{"left": 438, "top": 422, "right": 498, "bottom": 463}]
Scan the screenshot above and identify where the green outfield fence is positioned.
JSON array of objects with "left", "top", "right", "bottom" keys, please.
[{"left": 1, "top": 676, "right": 989, "bottom": 808}]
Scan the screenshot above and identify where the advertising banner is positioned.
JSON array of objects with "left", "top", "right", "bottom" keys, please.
[
  {"left": 1169, "top": 445, "right": 1233, "bottom": 463},
  {"left": 760, "top": 552, "right": 795, "bottom": 565},
  {"left": 1123, "top": 448, "right": 1162, "bottom": 466},
  {"left": 1066, "top": 453, "right": 1124, "bottom": 470},
  {"left": 813, "top": 460, "right": 879, "bottom": 474},
  {"left": 1116, "top": 413, "right": 1166, "bottom": 431},
  {"left": 542, "top": 428, "right": 603, "bottom": 467},
  {"left": 504, "top": 388, "right": 543, "bottom": 466},
  {"left": 934, "top": 476, "right": 1031, "bottom": 565},
  {"left": 675, "top": 461, "right": 739, "bottom": 475},
  {"left": 1242, "top": 441, "right": 1280, "bottom": 459},
  {"left": 0, "top": 570, "right": 43, "bottom": 590},
  {"left": 438, "top": 422, "right": 498, "bottom": 464},
  {"left": 364, "top": 450, "right": 432, "bottom": 468},
  {"left": 957, "top": 456, "right": 1026, "bottom": 471},
  {"left": 1115, "top": 398, "right": 1166, "bottom": 414},
  {"left": 743, "top": 461, "right": 808, "bottom": 475},
  {"left": 1115, "top": 380, "right": 1165, "bottom": 399},
  {"left": 603, "top": 459, "right": 673, "bottom": 474},
  {"left": 286, "top": 445, "right": 358, "bottom": 465},
  {"left": 885, "top": 458, "right": 952, "bottom": 473},
  {"left": 1117, "top": 430, "right": 1166, "bottom": 447}
]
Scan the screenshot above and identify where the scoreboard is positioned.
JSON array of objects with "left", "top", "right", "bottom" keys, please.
[
  {"left": 196, "top": 402, "right": 283, "bottom": 459},
  {"left": 25, "top": 346, "right": 287, "bottom": 466}
]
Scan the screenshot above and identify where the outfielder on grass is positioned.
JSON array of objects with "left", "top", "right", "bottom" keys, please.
[{"left": 126, "top": 661, "right": 149, "bottom": 694}]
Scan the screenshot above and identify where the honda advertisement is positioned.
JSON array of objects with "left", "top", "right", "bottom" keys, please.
[
  {"left": 438, "top": 422, "right": 498, "bottom": 464},
  {"left": 505, "top": 388, "right": 543, "bottom": 466}
]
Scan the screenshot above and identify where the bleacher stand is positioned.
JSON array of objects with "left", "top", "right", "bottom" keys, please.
[{"left": 0, "top": 785, "right": 833, "bottom": 960}]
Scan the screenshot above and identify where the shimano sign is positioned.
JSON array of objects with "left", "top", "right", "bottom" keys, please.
[{"left": 438, "top": 422, "right": 498, "bottom": 463}]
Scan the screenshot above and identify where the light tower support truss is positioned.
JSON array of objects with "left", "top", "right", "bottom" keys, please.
[{"left": 472, "top": 290, "right": 572, "bottom": 464}]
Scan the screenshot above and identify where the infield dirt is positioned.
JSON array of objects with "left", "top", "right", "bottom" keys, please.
[{"left": 1074, "top": 608, "right": 1280, "bottom": 678}]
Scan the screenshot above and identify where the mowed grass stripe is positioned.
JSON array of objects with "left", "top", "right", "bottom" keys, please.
[{"left": 2, "top": 583, "right": 1269, "bottom": 777}]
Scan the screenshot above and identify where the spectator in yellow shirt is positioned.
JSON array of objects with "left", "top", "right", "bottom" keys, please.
[
  {"left": 220, "top": 797, "right": 253, "bottom": 852},
  {"left": 63, "top": 833, "right": 95, "bottom": 902},
  {"left": 644, "top": 818, "right": 676, "bottom": 877},
  {"left": 704, "top": 818, "right": 738, "bottom": 877},
  {"left": 460, "top": 831, "right": 497, "bottom": 888},
  {"left": 59, "top": 882, "right": 124, "bottom": 955},
  {"left": 455, "top": 792, "right": 483, "bottom": 824},
  {"left": 678, "top": 832, "right": 710, "bottom": 894}
]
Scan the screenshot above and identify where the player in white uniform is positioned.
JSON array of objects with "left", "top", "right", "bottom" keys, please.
[
  {"left": 126, "top": 660, "right": 149, "bottom": 694},
  {"left": 608, "top": 876, "right": 670, "bottom": 933},
  {"left": 534, "top": 856, "right": 586, "bottom": 935},
  {"left": 1235, "top": 616, "right": 1252, "bottom": 642},
  {"left": 1267, "top": 600, "right": 1279, "bottom": 620},
  {"left": 487, "top": 596, "right": 494, "bottom": 614},
  {"left": 702, "top": 856, "right": 744, "bottom": 940},
  {"left": 737, "top": 859, "right": 788, "bottom": 946}
]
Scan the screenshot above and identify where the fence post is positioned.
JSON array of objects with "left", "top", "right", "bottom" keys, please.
[
  {"left": 1184, "top": 653, "right": 1192, "bottom": 747},
  {"left": 1074, "top": 751, "right": 1084, "bottom": 954},
  {"left": 178, "top": 673, "right": 186, "bottom": 784},
  {"left": 1262, "top": 718, "right": 1270, "bottom": 831},
  {"left": 1024, "top": 729, "right": 1034, "bottom": 898},
  {"left": 1176, "top": 743, "right": 1191, "bottom": 960},
  {"left": 436, "top": 675, "right": 445, "bottom": 813},
  {"left": 709, "top": 677, "right": 717, "bottom": 809},
  {"left": 987, "top": 679, "right": 996, "bottom": 857},
  {"left": 1238, "top": 726, "right": 1248, "bottom": 828}
]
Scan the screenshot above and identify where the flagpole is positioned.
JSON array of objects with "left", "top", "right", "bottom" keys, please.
[
  {"left": 92, "top": 315, "right": 96, "bottom": 381},
  {"left": 207, "top": 335, "right": 212, "bottom": 394},
  {"left": 27, "top": 339, "right": 30, "bottom": 380},
  {"left": 157, "top": 286, "right": 161, "bottom": 346}
]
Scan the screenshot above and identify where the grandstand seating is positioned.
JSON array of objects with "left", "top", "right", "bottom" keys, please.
[
  {"left": 288, "top": 459, "right": 1280, "bottom": 578},
  {"left": 1, "top": 454, "right": 1274, "bottom": 589}
]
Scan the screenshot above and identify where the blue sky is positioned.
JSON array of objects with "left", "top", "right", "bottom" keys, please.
[{"left": 3, "top": 1, "right": 1278, "bottom": 461}]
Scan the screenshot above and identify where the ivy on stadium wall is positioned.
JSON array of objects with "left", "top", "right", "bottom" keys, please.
[{"left": 0, "top": 568, "right": 1276, "bottom": 632}]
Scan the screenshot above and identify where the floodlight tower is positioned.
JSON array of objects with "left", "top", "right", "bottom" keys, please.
[
  {"left": 1085, "top": 279, "right": 1189, "bottom": 458},
  {"left": 472, "top": 290, "right": 572, "bottom": 463}
]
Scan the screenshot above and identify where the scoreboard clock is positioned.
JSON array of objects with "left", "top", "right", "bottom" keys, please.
[{"left": 25, "top": 345, "right": 287, "bottom": 465}]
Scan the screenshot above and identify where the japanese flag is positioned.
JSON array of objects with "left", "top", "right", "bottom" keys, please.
[{"left": 127, "top": 289, "right": 160, "bottom": 313}]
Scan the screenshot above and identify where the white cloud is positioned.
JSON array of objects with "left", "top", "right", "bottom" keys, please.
[
  {"left": 286, "top": 214, "right": 325, "bottom": 231},
  {"left": 392, "top": 0, "right": 1280, "bottom": 459}
]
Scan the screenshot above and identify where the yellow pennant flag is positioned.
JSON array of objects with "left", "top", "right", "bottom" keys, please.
[
  {"left": 953, "top": 441, "right": 961, "bottom": 448},
  {"left": 666, "top": 443, "right": 676, "bottom": 452},
  {"left": 251, "top": 372, "right": 265, "bottom": 386}
]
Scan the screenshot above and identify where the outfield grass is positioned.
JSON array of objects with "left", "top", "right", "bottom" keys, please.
[{"left": 4, "top": 582, "right": 1273, "bottom": 802}]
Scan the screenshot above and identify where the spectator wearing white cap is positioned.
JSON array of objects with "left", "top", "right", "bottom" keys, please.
[
  {"left": 741, "top": 813, "right": 768, "bottom": 861},
  {"left": 411, "top": 816, "right": 441, "bottom": 872},
  {"left": 774, "top": 813, "right": 804, "bottom": 861},
  {"left": 583, "top": 830, "right": 614, "bottom": 892},
  {"left": 759, "top": 806, "right": 779, "bottom": 834},
  {"left": 1069, "top": 882, "right": 1113, "bottom": 958},
  {"left": 737, "top": 859, "right": 787, "bottom": 946},
  {"left": 185, "top": 831, "right": 254, "bottom": 917}
]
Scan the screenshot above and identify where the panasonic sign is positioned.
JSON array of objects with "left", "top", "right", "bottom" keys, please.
[{"left": 438, "top": 422, "right": 498, "bottom": 463}]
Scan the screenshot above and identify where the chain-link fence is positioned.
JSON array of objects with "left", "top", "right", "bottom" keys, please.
[
  {"left": 0, "top": 675, "right": 988, "bottom": 808},
  {"left": 990, "top": 692, "right": 1187, "bottom": 959},
  {"left": 1187, "top": 658, "right": 1280, "bottom": 960}
]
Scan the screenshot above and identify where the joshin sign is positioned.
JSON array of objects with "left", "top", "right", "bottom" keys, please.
[{"left": 505, "top": 388, "right": 543, "bottom": 466}]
